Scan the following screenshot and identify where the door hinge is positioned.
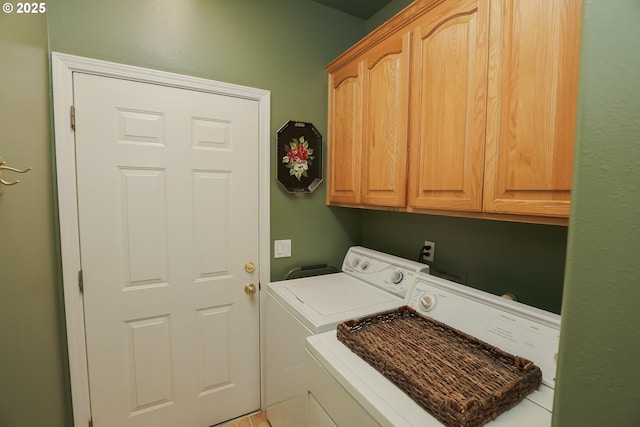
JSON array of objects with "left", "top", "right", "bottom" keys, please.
[
  {"left": 70, "top": 105, "right": 76, "bottom": 130},
  {"left": 78, "top": 269, "right": 84, "bottom": 293},
  {"left": 88, "top": 418, "right": 93, "bottom": 427}
]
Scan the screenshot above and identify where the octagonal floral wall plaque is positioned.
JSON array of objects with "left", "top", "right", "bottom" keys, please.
[{"left": 277, "top": 120, "right": 323, "bottom": 193}]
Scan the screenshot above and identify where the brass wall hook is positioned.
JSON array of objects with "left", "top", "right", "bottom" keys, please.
[{"left": 0, "top": 158, "right": 33, "bottom": 186}]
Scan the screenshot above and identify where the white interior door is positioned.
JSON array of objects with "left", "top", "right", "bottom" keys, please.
[{"left": 73, "top": 72, "right": 260, "bottom": 427}]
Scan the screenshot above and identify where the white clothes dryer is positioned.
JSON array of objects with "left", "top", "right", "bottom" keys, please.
[
  {"left": 305, "top": 272, "right": 561, "bottom": 426},
  {"left": 265, "top": 246, "right": 429, "bottom": 427}
]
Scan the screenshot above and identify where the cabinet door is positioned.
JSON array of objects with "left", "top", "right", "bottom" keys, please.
[
  {"left": 360, "top": 32, "right": 411, "bottom": 207},
  {"left": 407, "top": 0, "right": 489, "bottom": 212},
  {"left": 327, "top": 60, "right": 362, "bottom": 205},
  {"left": 484, "top": 0, "right": 582, "bottom": 217}
]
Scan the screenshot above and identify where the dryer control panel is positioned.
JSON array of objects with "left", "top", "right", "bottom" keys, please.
[
  {"left": 342, "top": 246, "right": 429, "bottom": 298},
  {"left": 406, "top": 273, "right": 561, "bottom": 388}
]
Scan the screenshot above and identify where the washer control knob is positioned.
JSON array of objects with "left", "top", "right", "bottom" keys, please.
[
  {"left": 360, "top": 261, "right": 370, "bottom": 271},
  {"left": 351, "top": 257, "right": 360, "bottom": 268},
  {"left": 391, "top": 270, "right": 404, "bottom": 284},
  {"left": 420, "top": 294, "right": 436, "bottom": 311}
]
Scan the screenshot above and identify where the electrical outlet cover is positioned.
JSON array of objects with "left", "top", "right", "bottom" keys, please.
[{"left": 423, "top": 240, "right": 435, "bottom": 262}]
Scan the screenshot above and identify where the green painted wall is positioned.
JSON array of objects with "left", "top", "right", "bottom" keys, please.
[
  {"left": 366, "top": 0, "right": 414, "bottom": 31},
  {"left": 360, "top": 211, "right": 567, "bottom": 313},
  {"left": 553, "top": 0, "right": 640, "bottom": 425},
  {"left": 46, "top": 0, "right": 366, "bottom": 280},
  {"left": 0, "top": 12, "right": 72, "bottom": 427}
]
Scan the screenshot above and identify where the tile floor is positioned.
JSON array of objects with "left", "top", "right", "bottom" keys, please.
[{"left": 214, "top": 411, "right": 271, "bottom": 427}]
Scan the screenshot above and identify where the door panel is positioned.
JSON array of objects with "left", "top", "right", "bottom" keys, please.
[
  {"left": 360, "top": 31, "right": 410, "bottom": 207},
  {"left": 483, "top": 0, "right": 581, "bottom": 216},
  {"left": 327, "top": 60, "right": 362, "bottom": 205},
  {"left": 407, "top": 0, "right": 489, "bottom": 212},
  {"left": 74, "top": 73, "right": 260, "bottom": 427}
]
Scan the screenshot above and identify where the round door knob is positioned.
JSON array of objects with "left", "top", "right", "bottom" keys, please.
[
  {"left": 244, "top": 283, "right": 257, "bottom": 296},
  {"left": 245, "top": 262, "right": 256, "bottom": 273}
]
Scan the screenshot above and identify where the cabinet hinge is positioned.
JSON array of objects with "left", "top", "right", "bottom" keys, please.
[
  {"left": 78, "top": 269, "right": 84, "bottom": 293},
  {"left": 70, "top": 105, "right": 76, "bottom": 130},
  {"left": 88, "top": 418, "right": 93, "bottom": 427}
]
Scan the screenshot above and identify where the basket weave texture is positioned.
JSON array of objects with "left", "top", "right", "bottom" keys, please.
[{"left": 336, "top": 306, "right": 542, "bottom": 427}]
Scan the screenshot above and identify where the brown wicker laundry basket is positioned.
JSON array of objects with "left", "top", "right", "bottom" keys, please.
[{"left": 336, "top": 306, "right": 542, "bottom": 427}]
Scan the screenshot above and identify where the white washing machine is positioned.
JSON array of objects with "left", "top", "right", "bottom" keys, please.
[
  {"left": 305, "top": 272, "right": 561, "bottom": 426},
  {"left": 265, "top": 246, "right": 429, "bottom": 427}
]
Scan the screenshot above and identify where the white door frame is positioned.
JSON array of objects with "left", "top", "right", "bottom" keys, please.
[{"left": 51, "top": 52, "right": 271, "bottom": 427}]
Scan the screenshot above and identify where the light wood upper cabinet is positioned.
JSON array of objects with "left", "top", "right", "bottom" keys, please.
[
  {"left": 407, "top": 0, "right": 489, "bottom": 212},
  {"left": 326, "top": 0, "right": 582, "bottom": 224},
  {"left": 327, "top": 60, "right": 362, "bottom": 205},
  {"left": 483, "top": 0, "right": 582, "bottom": 217},
  {"left": 327, "top": 31, "right": 410, "bottom": 208},
  {"left": 360, "top": 32, "right": 411, "bottom": 207}
]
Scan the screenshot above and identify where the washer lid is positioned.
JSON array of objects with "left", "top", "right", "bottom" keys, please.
[
  {"left": 268, "top": 272, "right": 403, "bottom": 333},
  {"left": 285, "top": 276, "right": 396, "bottom": 316}
]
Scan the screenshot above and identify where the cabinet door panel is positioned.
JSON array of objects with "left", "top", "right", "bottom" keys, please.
[
  {"left": 484, "top": 0, "right": 582, "bottom": 216},
  {"left": 361, "top": 32, "right": 411, "bottom": 207},
  {"left": 408, "top": 0, "right": 489, "bottom": 212},
  {"left": 327, "top": 61, "right": 362, "bottom": 205}
]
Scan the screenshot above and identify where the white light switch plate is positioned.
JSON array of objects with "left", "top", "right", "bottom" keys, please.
[{"left": 274, "top": 239, "right": 291, "bottom": 258}]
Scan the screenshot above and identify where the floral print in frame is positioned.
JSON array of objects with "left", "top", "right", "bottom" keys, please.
[{"left": 277, "top": 121, "right": 323, "bottom": 193}]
